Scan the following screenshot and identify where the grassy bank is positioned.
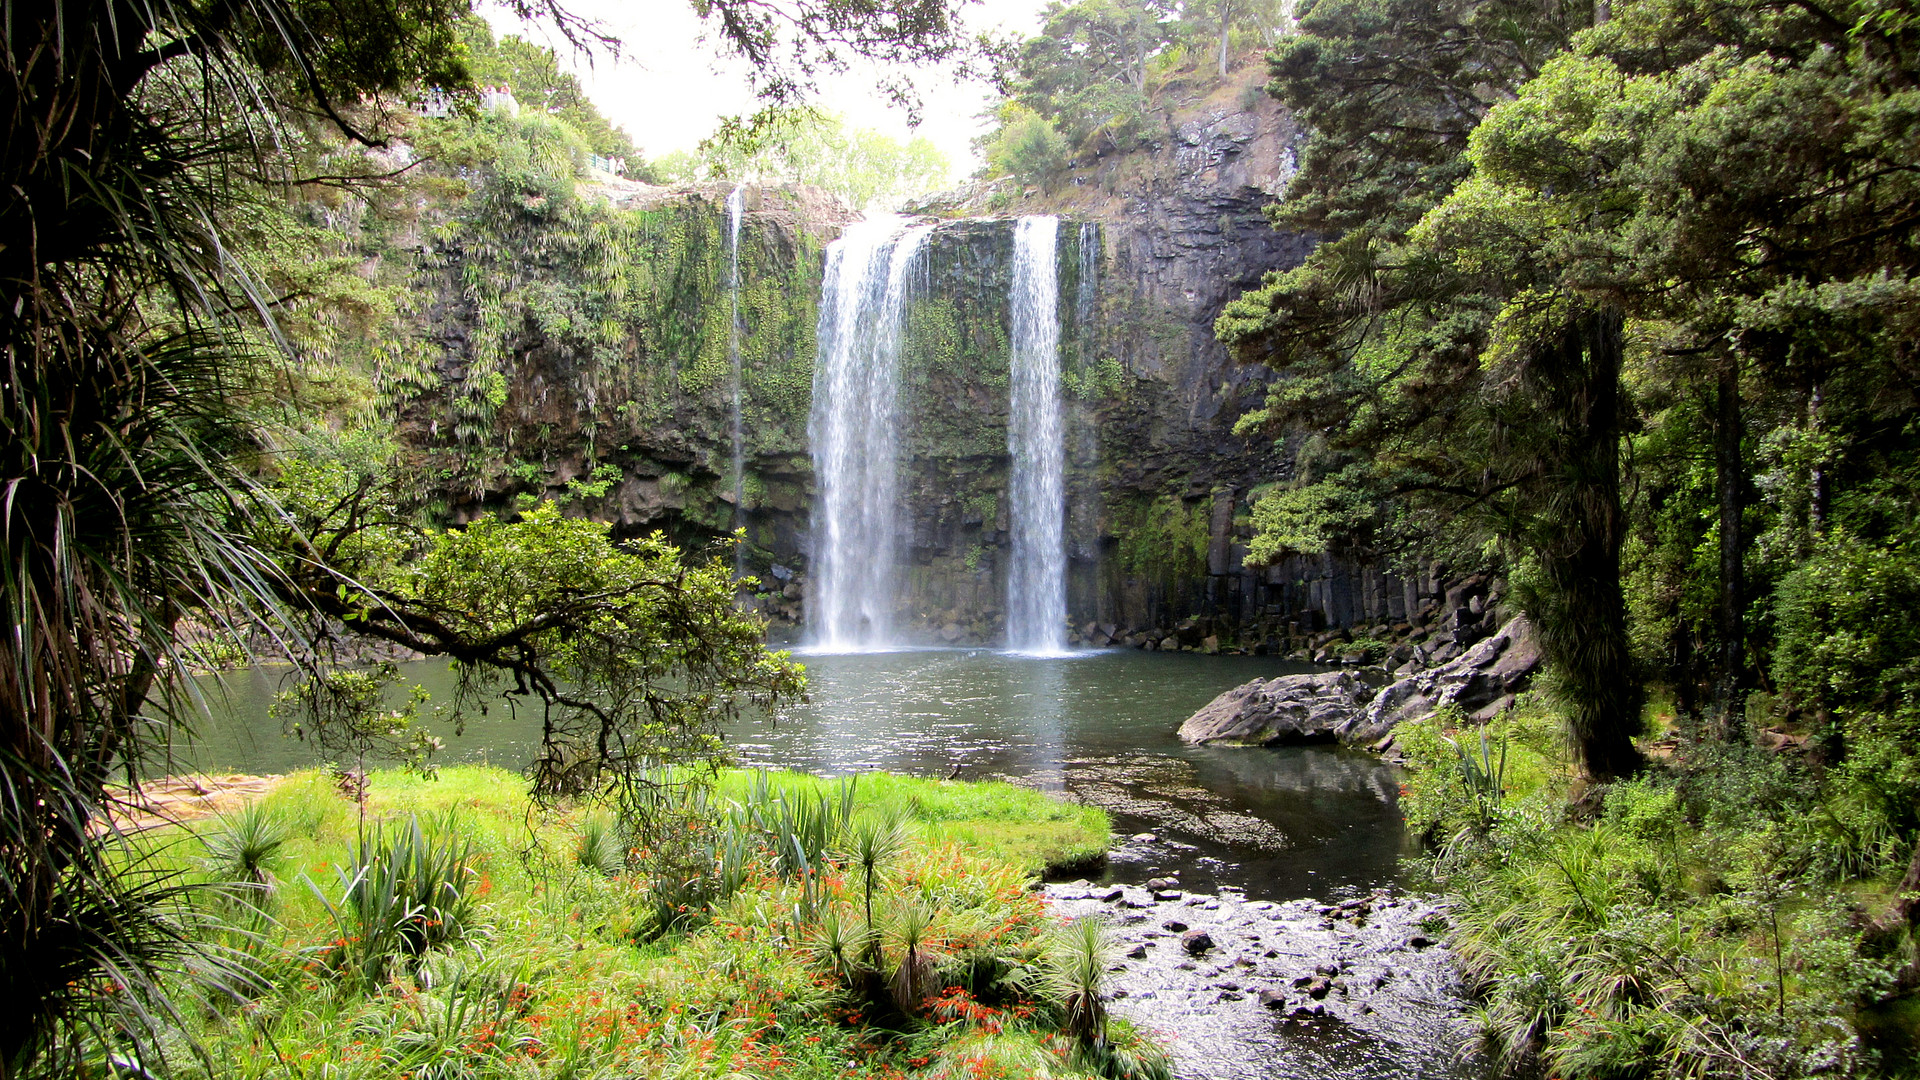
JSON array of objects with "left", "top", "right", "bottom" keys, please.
[
  {"left": 132, "top": 766, "right": 1160, "bottom": 1080},
  {"left": 1398, "top": 699, "right": 1920, "bottom": 1078}
]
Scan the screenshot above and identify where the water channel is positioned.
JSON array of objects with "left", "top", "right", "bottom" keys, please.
[{"left": 181, "top": 648, "right": 1468, "bottom": 1078}]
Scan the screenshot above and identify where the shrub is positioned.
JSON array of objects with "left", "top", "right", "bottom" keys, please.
[
  {"left": 199, "top": 800, "right": 292, "bottom": 909},
  {"left": 308, "top": 813, "right": 480, "bottom": 986}
]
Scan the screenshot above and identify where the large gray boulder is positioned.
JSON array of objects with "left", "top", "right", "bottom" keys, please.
[
  {"left": 1178, "top": 617, "right": 1543, "bottom": 751},
  {"left": 1177, "top": 670, "right": 1385, "bottom": 745},
  {"left": 1345, "top": 617, "right": 1540, "bottom": 746}
]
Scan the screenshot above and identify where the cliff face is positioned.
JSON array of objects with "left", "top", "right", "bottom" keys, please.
[{"left": 401, "top": 67, "right": 1440, "bottom": 650}]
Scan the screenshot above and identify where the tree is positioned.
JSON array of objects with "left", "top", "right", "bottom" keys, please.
[
  {"left": 1178, "top": 0, "right": 1290, "bottom": 77},
  {"left": 1215, "top": 0, "right": 1660, "bottom": 780},
  {"left": 0, "top": 0, "right": 966, "bottom": 1070},
  {"left": 462, "top": 17, "right": 638, "bottom": 159},
  {"left": 991, "top": 0, "right": 1178, "bottom": 155},
  {"left": 687, "top": 110, "right": 951, "bottom": 210}
]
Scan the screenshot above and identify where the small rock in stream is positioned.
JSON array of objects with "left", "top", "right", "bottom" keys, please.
[
  {"left": 1181, "top": 929, "right": 1216, "bottom": 955},
  {"left": 1126, "top": 944, "right": 1149, "bottom": 959},
  {"left": 1162, "top": 919, "right": 1189, "bottom": 932}
]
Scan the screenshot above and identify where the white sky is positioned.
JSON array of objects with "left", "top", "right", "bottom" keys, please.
[{"left": 481, "top": 0, "right": 1049, "bottom": 175}]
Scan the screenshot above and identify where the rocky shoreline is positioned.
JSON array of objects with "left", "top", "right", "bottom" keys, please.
[
  {"left": 1177, "top": 616, "right": 1541, "bottom": 756},
  {"left": 1043, "top": 875, "right": 1473, "bottom": 1079}
]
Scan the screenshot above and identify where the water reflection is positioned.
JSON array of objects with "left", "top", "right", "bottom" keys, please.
[{"left": 183, "top": 649, "right": 1415, "bottom": 900}]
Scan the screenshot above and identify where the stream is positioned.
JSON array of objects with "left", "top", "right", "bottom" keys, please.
[{"left": 182, "top": 648, "right": 1476, "bottom": 1079}]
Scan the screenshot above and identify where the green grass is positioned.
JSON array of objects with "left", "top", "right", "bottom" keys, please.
[
  {"left": 710, "top": 768, "right": 1112, "bottom": 875},
  {"left": 143, "top": 765, "right": 1144, "bottom": 1080}
]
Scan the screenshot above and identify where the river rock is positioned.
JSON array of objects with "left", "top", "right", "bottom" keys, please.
[
  {"left": 1178, "top": 616, "right": 1542, "bottom": 750},
  {"left": 1176, "top": 669, "right": 1384, "bottom": 745},
  {"left": 1181, "top": 929, "right": 1216, "bottom": 955}
]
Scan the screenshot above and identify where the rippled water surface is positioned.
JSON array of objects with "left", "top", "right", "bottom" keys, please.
[
  {"left": 186, "top": 649, "right": 1469, "bottom": 1078},
  {"left": 187, "top": 649, "right": 1413, "bottom": 899}
]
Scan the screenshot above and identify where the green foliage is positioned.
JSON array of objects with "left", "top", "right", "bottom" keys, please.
[
  {"left": 1243, "top": 469, "right": 1383, "bottom": 563},
  {"left": 1114, "top": 493, "right": 1210, "bottom": 584},
  {"left": 274, "top": 663, "right": 444, "bottom": 797},
  {"left": 673, "top": 110, "right": 952, "bottom": 210},
  {"left": 307, "top": 813, "right": 481, "bottom": 988},
  {"left": 1772, "top": 527, "right": 1920, "bottom": 711},
  {"left": 460, "top": 17, "right": 639, "bottom": 160},
  {"left": 166, "top": 766, "right": 1128, "bottom": 1080},
  {"left": 980, "top": 103, "right": 1075, "bottom": 183},
  {"left": 199, "top": 801, "right": 294, "bottom": 909},
  {"left": 573, "top": 812, "right": 627, "bottom": 877}
]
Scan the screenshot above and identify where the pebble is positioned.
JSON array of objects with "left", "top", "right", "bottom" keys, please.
[{"left": 1038, "top": 881, "right": 1464, "bottom": 1077}]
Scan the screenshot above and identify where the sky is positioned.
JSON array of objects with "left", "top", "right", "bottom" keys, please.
[{"left": 480, "top": 0, "right": 1050, "bottom": 176}]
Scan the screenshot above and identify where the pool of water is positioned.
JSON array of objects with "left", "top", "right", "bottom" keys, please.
[
  {"left": 182, "top": 648, "right": 1468, "bottom": 1078},
  {"left": 181, "top": 648, "right": 1413, "bottom": 901}
]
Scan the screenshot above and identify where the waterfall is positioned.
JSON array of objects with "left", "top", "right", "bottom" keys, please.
[
  {"left": 727, "top": 185, "right": 746, "bottom": 579},
  {"left": 807, "top": 215, "right": 934, "bottom": 650},
  {"left": 1076, "top": 221, "right": 1098, "bottom": 331},
  {"left": 1006, "top": 215, "right": 1068, "bottom": 655}
]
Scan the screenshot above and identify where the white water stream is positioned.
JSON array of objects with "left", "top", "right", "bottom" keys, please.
[
  {"left": 1006, "top": 215, "right": 1068, "bottom": 655},
  {"left": 726, "top": 185, "right": 746, "bottom": 578},
  {"left": 806, "top": 215, "right": 933, "bottom": 649}
]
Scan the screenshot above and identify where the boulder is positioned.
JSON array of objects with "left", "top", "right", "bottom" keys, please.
[
  {"left": 1343, "top": 617, "right": 1541, "bottom": 744},
  {"left": 1177, "top": 670, "right": 1383, "bottom": 746},
  {"left": 1179, "top": 616, "right": 1544, "bottom": 751}
]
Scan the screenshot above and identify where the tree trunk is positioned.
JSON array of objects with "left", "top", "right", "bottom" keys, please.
[
  {"left": 1218, "top": 0, "right": 1232, "bottom": 77},
  {"left": 1527, "top": 309, "right": 1642, "bottom": 782},
  {"left": 1808, "top": 382, "right": 1828, "bottom": 537},
  {"left": 1714, "top": 358, "right": 1746, "bottom": 732}
]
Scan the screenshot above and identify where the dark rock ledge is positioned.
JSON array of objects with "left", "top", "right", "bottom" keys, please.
[{"left": 1178, "top": 617, "right": 1542, "bottom": 754}]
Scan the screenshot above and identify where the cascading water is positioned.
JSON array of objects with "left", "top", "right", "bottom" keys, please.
[
  {"left": 807, "top": 215, "right": 934, "bottom": 650},
  {"left": 726, "top": 185, "right": 746, "bottom": 579},
  {"left": 1006, "top": 215, "right": 1068, "bottom": 655}
]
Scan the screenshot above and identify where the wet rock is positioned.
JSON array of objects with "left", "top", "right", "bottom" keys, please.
[
  {"left": 1153, "top": 889, "right": 1184, "bottom": 902},
  {"left": 1407, "top": 934, "right": 1435, "bottom": 949},
  {"left": 1040, "top": 880, "right": 1466, "bottom": 1078},
  {"left": 1162, "top": 919, "right": 1189, "bottom": 932},
  {"left": 1181, "top": 930, "right": 1216, "bottom": 955},
  {"left": 1097, "top": 888, "right": 1125, "bottom": 902},
  {"left": 1180, "top": 617, "right": 1542, "bottom": 751},
  {"left": 1347, "top": 617, "right": 1541, "bottom": 743},
  {"left": 1177, "top": 670, "right": 1382, "bottom": 746}
]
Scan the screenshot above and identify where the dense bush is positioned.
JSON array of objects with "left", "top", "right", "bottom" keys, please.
[{"left": 1400, "top": 704, "right": 1915, "bottom": 1077}]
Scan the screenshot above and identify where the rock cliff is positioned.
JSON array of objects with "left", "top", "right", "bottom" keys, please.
[{"left": 394, "top": 63, "right": 1451, "bottom": 648}]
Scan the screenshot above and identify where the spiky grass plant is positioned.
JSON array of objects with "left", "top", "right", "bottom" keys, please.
[
  {"left": 808, "top": 905, "right": 867, "bottom": 986},
  {"left": 840, "top": 810, "right": 910, "bottom": 961},
  {"left": 200, "top": 800, "right": 292, "bottom": 909},
  {"left": 574, "top": 812, "right": 627, "bottom": 877},
  {"left": 309, "top": 814, "right": 479, "bottom": 987},
  {"left": 1046, "top": 915, "right": 1111, "bottom": 1054},
  {"left": 887, "top": 900, "right": 944, "bottom": 1014}
]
